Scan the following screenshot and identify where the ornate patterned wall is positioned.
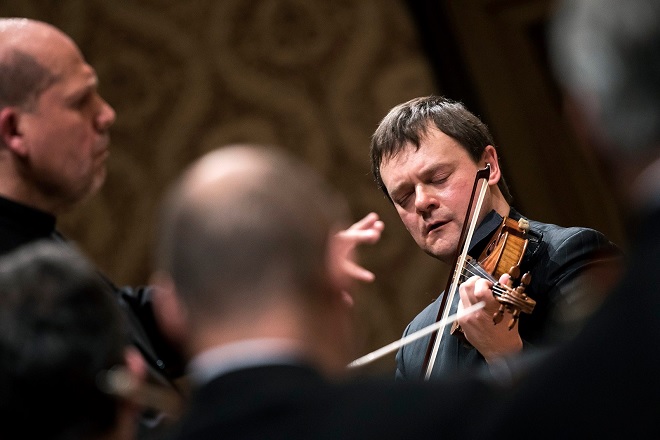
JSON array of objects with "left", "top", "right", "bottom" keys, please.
[{"left": 0, "top": 0, "right": 446, "bottom": 374}]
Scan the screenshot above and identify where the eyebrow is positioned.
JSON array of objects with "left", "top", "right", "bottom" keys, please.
[
  {"left": 420, "top": 162, "right": 451, "bottom": 178},
  {"left": 64, "top": 73, "right": 98, "bottom": 99},
  {"left": 388, "top": 163, "right": 453, "bottom": 197}
]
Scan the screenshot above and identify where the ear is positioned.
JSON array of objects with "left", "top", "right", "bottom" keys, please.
[
  {"left": 481, "top": 145, "right": 502, "bottom": 187},
  {"left": 0, "top": 107, "right": 27, "bottom": 156},
  {"left": 149, "top": 271, "right": 189, "bottom": 354}
]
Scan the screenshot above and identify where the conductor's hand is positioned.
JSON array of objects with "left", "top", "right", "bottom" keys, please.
[{"left": 332, "top": 212, "right": 384, "bottom": 306}]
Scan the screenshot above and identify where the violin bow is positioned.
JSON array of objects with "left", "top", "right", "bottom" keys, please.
[
  {"left": 347, "top": 301, "right": 486, "bottom": 369},
  {"left": 420, "top": 164, "right": 491, "bottom": 380}
]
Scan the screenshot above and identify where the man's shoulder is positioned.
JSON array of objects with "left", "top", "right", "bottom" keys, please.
[
  {"left": 522, "top": 214, "right": 619, "bottom": 257},
  {"left": 506, "top": 209, "right": 615, "bottom": 261},
  {"left": 528, "top": 218, "right": 598, "bottom": 239}
]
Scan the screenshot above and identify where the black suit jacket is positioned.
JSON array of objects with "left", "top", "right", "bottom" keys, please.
[
  {"left": 167, "top": 363, "right": 498, "bottom": 440},
  {"left": 396, "top": 209, "right": 621, "bottom": 380},
  {"left": 472, "top": 206, "right": 660, "bottom": 438},
  {"left": 0, "top": 195, "right": 185, "bottom": 383}
]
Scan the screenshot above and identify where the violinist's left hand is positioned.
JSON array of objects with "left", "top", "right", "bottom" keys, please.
[{"left": 457, "top": 274, "right": 523, "bottom": 363}]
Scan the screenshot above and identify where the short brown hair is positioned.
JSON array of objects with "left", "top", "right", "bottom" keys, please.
[{"left": 370, "top": 95, "right": 512, "bottom": 203}]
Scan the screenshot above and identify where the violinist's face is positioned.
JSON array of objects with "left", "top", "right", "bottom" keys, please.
[{"left": 379, "top": 126, "right": 500, "bottom": 264}]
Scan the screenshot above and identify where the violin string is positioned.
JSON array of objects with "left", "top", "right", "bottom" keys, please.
[
  {"left": 458, "top": 263, "right": 510, "bottom": 297},
  {"left": 463, "top": 260, "right": 496, "bottom": 280},
  {"left": 459, "top": 269, "right": 509, "bottom": 291},
  {"left": 460, "top": 266, "right": 492, "bottom": 280}
]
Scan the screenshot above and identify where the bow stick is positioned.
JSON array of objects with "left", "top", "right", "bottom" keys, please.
[
  {"left": 347, "top": 301, "right": 486, "bottom": 368},
  {"left": 421, "top": 164, "right": 491, "bottom": 380}
]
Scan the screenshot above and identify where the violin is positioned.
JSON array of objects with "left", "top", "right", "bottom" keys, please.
[
  {"left": 420, "top": 166, "right": 536, "bottom": 379},
  {"left": 451, "top": 216, "right": 536, "bottom": 334}
]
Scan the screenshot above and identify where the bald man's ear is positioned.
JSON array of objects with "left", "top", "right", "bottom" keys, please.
[
  {"left": 0, "top": 107, "right": 26, "bottom": 155},
  {"left": 0, "top": 107, "right": 27, "bottom": 157},
  {"left": 149, "top": 271, "right": 189, "bottom": 357}
]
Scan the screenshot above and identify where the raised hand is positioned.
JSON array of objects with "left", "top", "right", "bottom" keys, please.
[{"left": 332, "top": 212, "right": 384, "bottom": 306}]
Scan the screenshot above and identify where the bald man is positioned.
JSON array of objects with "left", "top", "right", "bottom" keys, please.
[
  {"left": 0, "top": 18, "right": 187, "bottom": 437},
  {"left": 0, "top": 18, "right": 114, "bottom": 214}
]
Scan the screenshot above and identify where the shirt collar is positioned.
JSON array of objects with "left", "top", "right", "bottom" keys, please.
[
  {"left": 188, "top": 338, "right": 308, "bottom": 386},
  {"left": 0, "top": 194, "right": 56, "bottom": 235}
]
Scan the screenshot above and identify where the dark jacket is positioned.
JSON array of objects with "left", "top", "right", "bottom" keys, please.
[
  {"left": 0, "top": 195, "right": 185, "bottom": 383},
  {"left": 167, "top": 363, "right": 496, "bottom": 440},
  {"left": 396, "top": 208, "right": 622, "bottom": 380},
  {"left": 472, "top": 206, "right": 660, "bottom": 438}
]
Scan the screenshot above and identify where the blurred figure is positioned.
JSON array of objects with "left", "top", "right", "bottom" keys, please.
[
  {"left": 151, "top": 144, "right": 497, "bottom": 440},
  {"left": 473, "top": 0, "right": 660, "bottom": 436},
  {"left": 0, "top": 241, "right": 146, "bottom": 440}
]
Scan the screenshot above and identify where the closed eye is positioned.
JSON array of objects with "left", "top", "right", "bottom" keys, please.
[
  {"left": 430, "top": 174, "right": 449, "bottom": 185},
  {"left": 392, "top": 192, "right": 412, "bottom": 207},
  {"left": 72, "top": 92, "right": 93, "bottom": 109}
]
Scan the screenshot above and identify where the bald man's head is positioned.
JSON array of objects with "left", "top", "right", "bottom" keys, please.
[
  {"left": 0, "top": 18, "right": 115, "bottom": 214},
  {"left": 0, "top": 19, "right": 75, "bottom": 110},
  {"left": 156, "top": 145, "right": 350, "bottom": 321}
]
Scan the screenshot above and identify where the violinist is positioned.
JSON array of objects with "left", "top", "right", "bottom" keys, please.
[{"left": 369, "top": 95, "right": 623, "bottom": 380}]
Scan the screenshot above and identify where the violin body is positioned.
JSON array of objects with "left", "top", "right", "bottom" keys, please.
[
  {"left": 451, "top": 216, "right": 536, "bottom": 337},
  {"left": 479, "top": 216, "right": 529, "bottom": 279},
  {"left": 477, "top": 216, "right": 536, "bottom": 327}
]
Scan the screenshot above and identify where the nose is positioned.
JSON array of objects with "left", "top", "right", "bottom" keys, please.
[
  {"left": 95, "top": 96, "right": 116, "bottom": 132},
  {"left": 414, "top": 184, "right": 438, "bottom": 215}
]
